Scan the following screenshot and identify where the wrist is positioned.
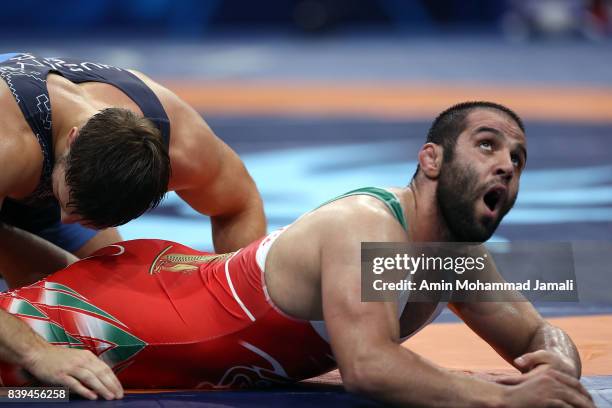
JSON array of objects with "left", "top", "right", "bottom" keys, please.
[
  {"left": 19, "top": 339, "right": 50, "bottom": 369},
  {"left": 481, "top": 384, "right": 511, "bottom": 408}
]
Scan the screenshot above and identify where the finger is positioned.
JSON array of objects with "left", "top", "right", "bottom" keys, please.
[
  {"left": 495, "top": 375, "right": 523, "bottom": 385},
  {"left": 106, "top": 367, "right": 124, "bottom": 399},
  {"left": 550, "top": 370, "right": 594, "bottom": 401},
  {"left": 551, "top": 369, "right": 592, "bottom": 398},
  {"left": 93, "top": 362, "right": 123, "bottom": 399},
  {"left": 60, "top": 375, "right": 97, "bottom": 400},
  {"left": 514, "top": 350, "right": 551, "bottom": 372},
  {"left": 82, "top": 351, "right": 123, "bottom": 399},
  {"left": 73, "top": 367, "right": 115, "bottom": 400},
  {"left": 495, "top": 368, "right": 542, "bottom": 385},
  {"left": 558, "top": 388, "right": 596, "bottom": 408}
]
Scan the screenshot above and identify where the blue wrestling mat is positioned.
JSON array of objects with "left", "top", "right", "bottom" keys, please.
[
  {"left": 6, "top": 379, "right": 610, "bottom": 407},
  {"left": 11, "top": 389, "right": 381, "bottom": 408}
]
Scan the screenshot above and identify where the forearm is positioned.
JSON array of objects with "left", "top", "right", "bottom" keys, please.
[
  {"left": 524, "top": 322, "right": 581, "bottom": 377},
  {"left": 0, "top": 309, "right": 49, "bottom": 367},
  {"left": 0, "top": 224, "right": 76, "bottom": 288},
  {"left": 347, "top": 344, "right": 505, "bottom": 408},
  {"left": 210, "top": 198, "right": 266, "bottom": 253}
]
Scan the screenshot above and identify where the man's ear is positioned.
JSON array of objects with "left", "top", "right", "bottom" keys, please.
[
  {"left": 418, "top": 143, "right": 443, "bottom": 179},
  {"left": 66, "top": 127, "right": 79, "bottom": 147}
]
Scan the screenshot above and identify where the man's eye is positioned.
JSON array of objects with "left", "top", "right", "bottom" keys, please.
[
  {"left": 511, "top": 154, "right": 521, "bottom": 167},
  {"left": 479, "top": 141, "right": 492, "bottom": 150}
]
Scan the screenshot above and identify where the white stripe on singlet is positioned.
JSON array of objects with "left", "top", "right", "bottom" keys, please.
[{"left": 224, "top": 249, "right": 256, "bottom": 322}]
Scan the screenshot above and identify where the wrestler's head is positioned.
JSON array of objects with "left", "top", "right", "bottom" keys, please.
[
  {"left": 416, "top": 101, "right": 526, "bottom": 242},
  {"left": 52, "top": 108, "right": 171, "bottom": 228}
]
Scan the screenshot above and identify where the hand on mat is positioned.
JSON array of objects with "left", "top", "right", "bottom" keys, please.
[
  {"left": 509, "top": 350, "right": 579, "bottom": 379},
  {"left": 503, "top": 368, "right": 595, "bottom": 408},
  {"left": 24, "top": 344, "right": 123, "bottom": 400}
]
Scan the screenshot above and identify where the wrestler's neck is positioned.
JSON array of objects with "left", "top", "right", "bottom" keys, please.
[
  {"left": 52, "top": 106, "right": 98, "bottom": 161},
  {"left": 400, "top": 180, "right": 454, "bottom": 243}
]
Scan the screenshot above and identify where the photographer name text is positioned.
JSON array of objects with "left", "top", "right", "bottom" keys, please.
[{"left": 372, "top": 279, "right": 575, "bottom": 292}]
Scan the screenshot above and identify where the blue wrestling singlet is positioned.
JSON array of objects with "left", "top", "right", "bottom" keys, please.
[{"left": 0, "top": 52, "right": 171, "bottom": 252}]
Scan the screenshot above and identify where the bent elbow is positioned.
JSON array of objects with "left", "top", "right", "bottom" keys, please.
[{"left": 341, "top": 360, "right": 384, "bottom": 396}]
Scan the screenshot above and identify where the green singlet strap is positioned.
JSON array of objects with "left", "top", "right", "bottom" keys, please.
[{"left": 317, "top": 187, "right": 408, "bottom": 231}]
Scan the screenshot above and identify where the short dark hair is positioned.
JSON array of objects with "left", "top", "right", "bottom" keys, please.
[
  {"left": 65, "top": 108, "right": 171, "bottom": 228},
  {"left": 412, "top": 101, "right": 525, "bottom": 179}
]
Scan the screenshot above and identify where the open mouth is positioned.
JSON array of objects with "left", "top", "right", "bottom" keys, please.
[{"left": 483, "top": 187, "right": 505, "bottom": 212}]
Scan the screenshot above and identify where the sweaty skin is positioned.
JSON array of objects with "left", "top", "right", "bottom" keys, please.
[{"left": 263, "top": 109, "right": 592, "bottom": 408}]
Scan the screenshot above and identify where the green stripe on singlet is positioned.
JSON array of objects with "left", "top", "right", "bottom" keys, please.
[{"left": 317, "top": 187, "right": 408, "bottom": 231}]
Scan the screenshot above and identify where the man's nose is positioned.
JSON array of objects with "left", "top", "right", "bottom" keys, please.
[{"left": 494, "top": 151, "right": 514, "bottom": 182}]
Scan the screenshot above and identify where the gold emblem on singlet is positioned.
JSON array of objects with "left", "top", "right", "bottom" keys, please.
[{"left": 149, "top": 245, "right": 234, "bottom": 275}]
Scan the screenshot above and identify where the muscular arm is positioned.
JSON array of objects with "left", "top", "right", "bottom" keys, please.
[
  {"left": 449, "top": 248, "right": 581, "bottom": 377},
  {"left": 172, "top": 108, "right": 266, "bottom": 253},
  {"left": 176, "top": 137, "right": 265, "bottom": 252},
  {"left": 129, "top": 72, "right": 266, "bottom": 252},
  {"left": 320, "top": 210, "right": 506, "bottom": 407}
]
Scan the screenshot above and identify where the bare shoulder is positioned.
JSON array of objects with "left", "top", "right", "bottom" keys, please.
[
  {"left": 290, "top": 193, "right": 408, "bottom": 252},
  {"left": 127, "top": 69, "right": 219, "bottom": 189},
  {"left": 127, "top": 69, "right": 193, "bottom": 121},
  {"left": 127, "top": 69, "right": 189, "bottom": 113},
  {"left": 126, "top": 69, "right": 161, "bottom": 91},
  {"left": 327, "top": 194, "right": 406, "bottom": 232},
  {"left": 127, "top": 69, "right": 213, "bottom": 136}
]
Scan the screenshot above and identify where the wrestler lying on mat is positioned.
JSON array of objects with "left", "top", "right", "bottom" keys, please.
[{"left": 0, "top": 102, "right": 593, "bottom": 407}]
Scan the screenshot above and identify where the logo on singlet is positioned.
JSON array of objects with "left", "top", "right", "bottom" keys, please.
[{"left": 149, "top": 245, "right": 234, "bottom": 275}]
